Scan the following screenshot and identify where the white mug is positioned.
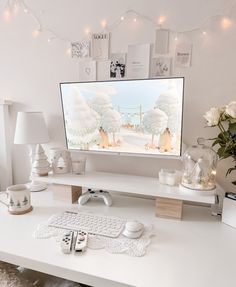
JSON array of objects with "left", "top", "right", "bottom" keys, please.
[{"left": 0, "top": 184, "right": 33, "bottom": 215}]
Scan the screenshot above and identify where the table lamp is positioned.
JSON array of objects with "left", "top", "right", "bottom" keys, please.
[{"left": 14, "top": 111, "right": 50, "bottom": 191}]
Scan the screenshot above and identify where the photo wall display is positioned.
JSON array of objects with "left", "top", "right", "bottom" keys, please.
[
  {"left": 78, "top": 60, "right": 96, "bottom": 82},
  {"left": 127, "top": 44, "right": 151, "bottom": 79},
  {"left": 174, "top": 42, "right": 193, "bottom": 68},
  {"left": 97, "top": 61, "right": 110, "bottom": 81},
  {"left": 91, "top": 33, "right": 110, "bottom": 60},
  {"left": 151, "top": 57, "right": 171, "bottom": 77},
  {"left": 154, "top": 29, "right": 170, "bottom": 55},
  {"left": 71, "top": 41, "right": 90, "bottom": 58},
  {"left": 72, "top": 28, "right": 192, "bottom": 81},
  {"left": 110, "top": 53, "right": 126, "bottom": 79}
]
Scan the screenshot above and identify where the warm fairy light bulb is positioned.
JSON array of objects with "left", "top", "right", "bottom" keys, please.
[
  {"left": 66, "top": 47, "right": 71, "bottom": 55},
  {"left": 32, "top": 29, "right": 40, "bottom": 38},
  {"left": 101, "top": 19, "right": 107, "bottom": 28},
  {"left": 221, "top": 17, "right": 232, "bottom": 29},
  {"left": 211, "top": 170, "right": 217, "bottom": 175},
  {"left": 121, "top": 16, "right": 124, "bottom": 21},
  {"left": 158, "top": 15, "right": 166, "bottom": 25},
  {"left": 14, "top": 3, "right": 19, "bottom": 15},
  {"left": 4, "top": 7, "right": 11, "bottom": 22},
  {"left": 202, "top": 31, "right": 207, "bottom": 36},
  {"left": 47, "top": 38, "right": 51, "bottom": 43},
  {"left": 133, "top": 17, "right": 137, "bottom": 22},
  {"left": 23, "top": 8, "right": 28, "bottom": 13},
  {"left": 85, "top": 28, "right": 90, "bottom": 35},
  {"left": 174, "top": 36, "right": 178, "bottom": 41}
]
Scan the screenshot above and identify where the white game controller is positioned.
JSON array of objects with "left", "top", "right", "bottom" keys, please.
[
  {"left": 78, "top": 189, "right": 112, "bottom": 206},
  {"left": 74, "top": 230, "right": 88, "bottom": 253},
  {"left": 61, "top": 231, "right": 74, "bottom": 254}
]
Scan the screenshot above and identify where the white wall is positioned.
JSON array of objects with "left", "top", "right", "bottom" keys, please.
[{"left": 1, "top": 0, "right": 235, "bottom": 192}]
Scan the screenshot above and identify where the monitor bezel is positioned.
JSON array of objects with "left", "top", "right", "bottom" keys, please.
[{"left": 59, "top": 77, "right": 185, "bottom": 159}]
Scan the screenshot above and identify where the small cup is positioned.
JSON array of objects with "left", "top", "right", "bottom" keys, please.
[
  {"left": 0, "top": 184, "right": 33, "bottom": 215},
  {"left": 72, "top": 157, "right": 86, "bottom": 175},
  {"left": 159, "top": 169, "right": 177, "bottom": 186}
]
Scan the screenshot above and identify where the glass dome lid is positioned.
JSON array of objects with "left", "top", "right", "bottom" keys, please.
[{"left": 181, "top": 138, "right": 218, "bottom": 191}]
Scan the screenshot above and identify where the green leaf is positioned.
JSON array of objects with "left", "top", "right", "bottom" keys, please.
[
  {"left": 212, "top": 139, "right": 222, "bottom": 146},
  {"left": 217, "top": 146, "right": 231, "bottom": 158},
  {"left": 229, "top": 122, "right": 236, "bottom": 136},
  {"left": 217, "top": 147, "right": 225, "bottom": 158},
  {"left": 226, "top": 166, "right": 236, "bottom": 177}
]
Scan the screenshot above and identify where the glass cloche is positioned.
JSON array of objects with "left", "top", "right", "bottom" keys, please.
[{"left": 181, "top": 138, "right": 218, "bottom": 191}]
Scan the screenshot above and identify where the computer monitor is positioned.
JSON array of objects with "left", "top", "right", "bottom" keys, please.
[{"left": 60, "top": 77, "right": 184, "bottom": 157}]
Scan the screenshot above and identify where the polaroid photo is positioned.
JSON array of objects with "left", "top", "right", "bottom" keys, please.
[
  {"left": 91, "top": 33, "right": 110, "bottom": 60},
  {"left": 78, "top": 60, "right": 96, "bottom": 81},
  {"left": 151, "top": 57, "right": 172, "bottom": 77},
  {"left": 127, "top": 44, "right": 150, "bottom": 79},
  {"left": 154, "top": 29, "right": 169, "bottom": 55},
  {"left": 174, "top": 42, "right": 192, "bottom": 68},
  {"left": 71, "top": 41, "right": 90, "bottom": 59},
  {"left": 110, "top": 53, "right": 126, "bottom": 79}
]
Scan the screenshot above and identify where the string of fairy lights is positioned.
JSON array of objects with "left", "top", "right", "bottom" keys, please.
[{"left": 1, "top": 0, "right": 235, "bottom": 56}]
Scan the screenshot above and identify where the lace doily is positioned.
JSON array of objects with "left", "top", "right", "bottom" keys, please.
[{"left": 34, "top": 216, "right": 155, "bottom": 257}]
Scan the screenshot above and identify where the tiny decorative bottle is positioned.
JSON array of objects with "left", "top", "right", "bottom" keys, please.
[{"left": 181, "top": 138, "right": 218, "bottom": 191}]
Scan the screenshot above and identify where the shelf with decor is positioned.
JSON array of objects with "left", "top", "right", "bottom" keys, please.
[{"left": 32, "top": 171, "right": 221, "bottom": 219}]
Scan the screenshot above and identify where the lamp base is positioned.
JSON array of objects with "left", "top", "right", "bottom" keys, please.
[{"left": 28, "top": 180, "right": 47, "bottom": 192}]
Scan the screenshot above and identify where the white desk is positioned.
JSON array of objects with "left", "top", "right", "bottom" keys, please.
[{"left": 0, "top": 189, "right": 236, "bottom": 287}]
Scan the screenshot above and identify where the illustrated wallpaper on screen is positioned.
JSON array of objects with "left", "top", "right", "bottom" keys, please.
[{"left": 61, "top": 78, "right": 184, "bottom": 156}]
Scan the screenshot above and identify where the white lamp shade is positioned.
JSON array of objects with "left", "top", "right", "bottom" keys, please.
[{"left": 14, "top": 112, "right": 49, "bottom": 144}]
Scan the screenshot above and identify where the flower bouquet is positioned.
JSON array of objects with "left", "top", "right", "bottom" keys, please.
[{"left": 204, "top": 101, "right": 236, "bottom": 185}]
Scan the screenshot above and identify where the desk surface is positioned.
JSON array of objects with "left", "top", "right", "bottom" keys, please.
[{"left": 0, "top": 190, "right": 236, "bottom": 287}]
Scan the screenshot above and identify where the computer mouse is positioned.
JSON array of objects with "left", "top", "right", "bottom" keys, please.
[{"left": 123, "top": 221, "right": 144, "bottom": 239}]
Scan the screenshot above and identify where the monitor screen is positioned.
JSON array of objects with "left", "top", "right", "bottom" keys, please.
[{"left": 60, "top": 77, "right": 184, "bottom": 157}]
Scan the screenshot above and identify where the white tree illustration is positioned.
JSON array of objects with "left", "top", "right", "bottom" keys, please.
[
  {"left": 66, "top": 88, "right": 100, "bottom": 149},
  {"left": 22, "top": 196, "right": 28, "bottom": 206},
  {"left": 89, "top": 93, "right": 122, "bottom": 148},
  {"left": 16, "top": 200, "right": 21, "bottom": 208},
  {"left": 101, "top": 109, "right": 122, "bottom": 145},
  {"left": 143, "top": 108, "right": 168, "bottom": 148},
  {"left": 155, "top": 86, "right": 182, "bottom": 134},
  {"left": 90, "top": 93, "right": 112, "bottom": 115},
  {"left": 9, "top": 198, "right": 14, "bottom": 207}
]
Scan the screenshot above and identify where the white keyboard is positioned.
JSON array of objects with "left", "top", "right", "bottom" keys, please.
[{"left": 48, "top": 211, "right": 126, "bottom": 238}]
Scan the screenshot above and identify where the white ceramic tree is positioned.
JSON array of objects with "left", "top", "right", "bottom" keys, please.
[
  {"left": 101, "top": 109, "right": 122, "bottom": 145},
  {"left": 66, "top": 88, "right": 100, "bottom": 149},
  {"left": 32, "top": 144, "right": 51, "bottom": 176},
  {"left": 57, "top": 156, "right": 67, "bottom": 172},
  {"left": 143, "top": 108, "right": 168, "bottom": 149}
]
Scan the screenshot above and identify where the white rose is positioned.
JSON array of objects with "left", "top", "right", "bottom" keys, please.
[
  {"left": 225, "top": 101, "right": 236, "bottom": 118},
  {"left": 203, "top": 107, "right": 221, "bottom": 126}
]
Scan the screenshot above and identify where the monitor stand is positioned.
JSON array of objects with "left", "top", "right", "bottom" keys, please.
[{"left": 32, "top": 171, "right": 219, "bottom": 220}]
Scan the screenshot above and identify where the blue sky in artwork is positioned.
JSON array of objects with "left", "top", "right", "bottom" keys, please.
[{"left": 60, "top": 78, "right": 184, "bottom": 112}]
